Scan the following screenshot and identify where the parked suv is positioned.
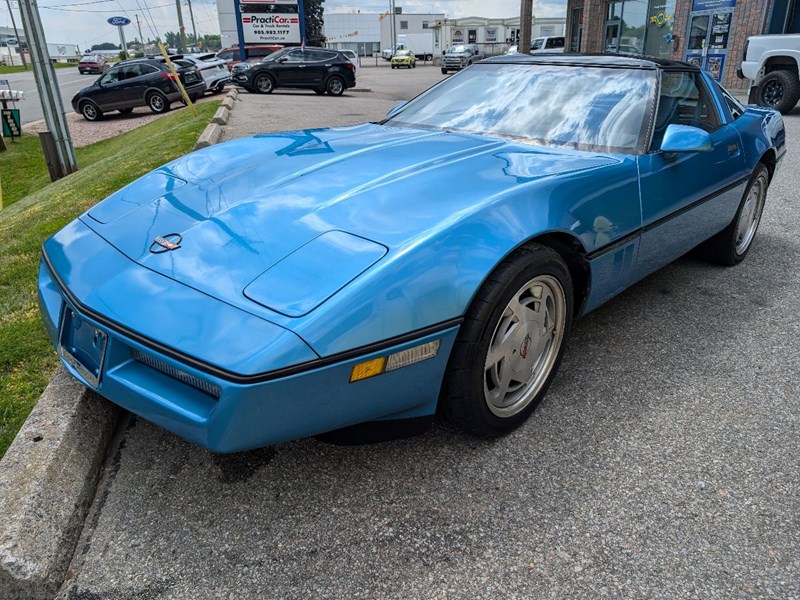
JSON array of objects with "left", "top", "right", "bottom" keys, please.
[
  {"left": 231, "top": 47, "right": 356, "bottom": 96},
  {"left": 441, "top": 44, "right": 483, "bottom": 74},
  {"left": 173, "top": 53, "right": 231, "bottom": 93},
  {"left": 216, "top": 45, "right": 284, "bottom": 71},
  {"left": 739, "top": 34, "right": 800, "bottom": 114},
  {"left": 71, "top": 58, "right": 207, "bottom": 121}
]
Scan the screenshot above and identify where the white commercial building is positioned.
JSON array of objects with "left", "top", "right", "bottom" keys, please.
[{"left": 324, "top": 12, "right": 383, "bottom": 56}]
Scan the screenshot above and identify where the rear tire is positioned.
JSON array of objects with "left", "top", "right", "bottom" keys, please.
[
  {"left": 440, "top": 244, "right": 573, "bottom": 437},
  {"left": 326, "top": 76, "right": 345, "bottom": 96},
  {"left": 756, "top": 70, "right": 800, "bottom": 114},
  {"left": 214, "top": 82, "right": 226, "bottom": 93},
  {"left": 146, "top": 91, "right": 170, "bottom": 114},
  {"left": 441, "top": 68, "right": 448, "bottom": 74},
  {"left": 79, "top": 101, "right": 102, "bottom": 122},
  {"left": 696, "top": 164, "right": 769, "bottom": 266}
]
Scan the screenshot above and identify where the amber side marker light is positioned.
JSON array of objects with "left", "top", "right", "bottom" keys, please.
[{"left": 349, "top": 340, "right": 441, "bottom": 383}]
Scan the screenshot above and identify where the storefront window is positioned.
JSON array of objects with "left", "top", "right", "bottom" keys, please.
[
  {"left": 688, "top": 14, "right": 709, "bottom": 50},
  {"left": 620, "top": 0, "right": 647, "bottom": 53},
  {"left": 644, "top": 0, "right": 676, "bottom": 57}
]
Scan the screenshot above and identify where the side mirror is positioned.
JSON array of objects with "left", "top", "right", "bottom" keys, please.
[
  {"left": 277, "top": 57, "right": 288, "bottom": 63},
  {"left": 660, "top": 124, "right": 713, "bottom": 153},
  {"left": 387, "top": 100, "right": 408, "bottom": 118}
]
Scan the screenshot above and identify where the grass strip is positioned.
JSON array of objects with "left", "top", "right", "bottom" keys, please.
[{"left": 0, "top": 100, "right": 219, "bottom": 456}]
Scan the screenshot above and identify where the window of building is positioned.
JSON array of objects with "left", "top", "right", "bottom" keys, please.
[
  {"left": 422, "top": 21, "right": 429, "bottom": 29},
  {"left": 400, "top": 20, "right": 408, "bottom": 30}
]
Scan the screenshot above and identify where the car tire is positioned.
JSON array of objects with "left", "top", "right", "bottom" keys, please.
[
  {"left": 440, "top": 244, "right": 573, "bottom": 438},
  {"left": 118, "top": 108, "right": 134, "bottom": 115},
  {"left": 425, "top": 54, "right": 433, "bottom": 61},
  {"left": 79, "top": 100, "right": 103, "bottom": 122},
  {"left": 214, "top": 82, "right": 226, "bottom": 93},
  {"left": 146, "top": 91, "right": 170, "bottom": 114},
  {"left": 441, "top": 68, "right": 448, "bottom": 74},
  {"left": 391, "top": 65, "right": 396, "bottom": 69},
  {"left": 253, "top": 73, "right": 275, "bottom": 94},
  {"left": 696, "top": 163, "right": 770, "bottom": 266},
  {"left": 326, "top": 76, "right": 345, "bottom": 96},
  {"left": 756, "top": 70, "right": 800, "bottom": 114},
  {"left": 411, "top": 63, "right": 416, "bottom": 69}
]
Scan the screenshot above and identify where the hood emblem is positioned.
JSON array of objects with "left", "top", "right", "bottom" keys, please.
[{"left": 150, "top": 233, "right": 183, "bottom": 254}]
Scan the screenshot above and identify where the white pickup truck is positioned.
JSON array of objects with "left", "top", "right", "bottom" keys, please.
[{"left": 739, "top": 33, "right": 800, "bottom": 114}]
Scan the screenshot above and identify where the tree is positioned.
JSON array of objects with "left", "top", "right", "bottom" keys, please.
[
  {"left": 91, "top": 42, "right": 119, "bottom": 51},
  {"left": 200, "top": 34, "right": 221, "bottom": 51},
  {"left": 304, "top": 0, "right": 325, "bottom": 46}
]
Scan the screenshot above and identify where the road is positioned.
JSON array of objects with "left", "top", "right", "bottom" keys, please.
[
  {"left": 3, "top": 67, "right": 92, "bottom": 125},
  {"left": 58, "top": 66, "right": 800, "bottom": 599}
]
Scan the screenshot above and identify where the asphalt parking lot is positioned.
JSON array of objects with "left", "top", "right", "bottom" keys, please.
[{"left": 58, "top": 66, "right": 800, "bottom": 599}]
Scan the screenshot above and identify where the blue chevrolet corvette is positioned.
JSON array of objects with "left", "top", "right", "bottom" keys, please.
[{"left": 38, "top": 55, "right": 786, "bottom": 452}]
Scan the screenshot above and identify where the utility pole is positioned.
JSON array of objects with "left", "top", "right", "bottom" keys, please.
[
  {"left": 519, "top": 0, "right": 533, "bottom": 54},
  {"left": 185, "top": 0, "right": 198, "bottom": 49},
  {"left": 135, "top": 14, "right": 145, "bottom": 48},
  {"left": 174, "top": 0, "right": 187, "bottom": 53},
  {"left": 390, "top": 0, "right": 396, "bottom": 53},
  {"left": 5, "top": 0, "right": 27, "bottom": 69},
  {"left": 17, "top": 0, "right": 77, "bottom": 178}
]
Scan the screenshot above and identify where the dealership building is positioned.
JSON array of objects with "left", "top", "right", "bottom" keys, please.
[{"left": 565, "top": 0, "right": 800, "bottom": 89}]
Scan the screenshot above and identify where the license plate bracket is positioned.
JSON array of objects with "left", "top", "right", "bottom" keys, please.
[{"left": 58, "top": 305, "right": 108, "bottom": 389}]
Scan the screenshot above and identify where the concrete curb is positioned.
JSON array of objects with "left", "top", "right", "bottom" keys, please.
[
  {"left": 221, "top": 96, "right": 235, "bottom": 111},
  {"left": 0, "top": 367, "right": 121, "bottom": 600},
  {"left": 194, "top": 122, "right": 223, "bottom": 150},
  {"left": 212, "top": 106, "right": 230, "bottom": 126}
]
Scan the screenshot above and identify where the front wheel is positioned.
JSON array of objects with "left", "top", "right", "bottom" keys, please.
[
  {"left": 326, "top": 76, "right": 345, "bottom": 96},
  {"left": 696, "top": 164, "right": 769, "bottom": 266},
  {"left": 146, "top": 91, "right": 170, "bottom": 114},
  {"left": 80, "top": 101, "right": 102, "bottom": 122},
  {"left": 756, "top": 70, "right": 800, "bottom": 114},
  {"left": 441, "top": 68, "right": 448, "bottom": 75},
  {"left": 254, "top": 73, "right": 275, "bottom": 94},
  {"left": 440, "top": 244, "right": 573, "bottom": 437}
]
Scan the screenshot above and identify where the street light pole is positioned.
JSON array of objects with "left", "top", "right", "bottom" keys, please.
[
  {"left": 5, "top": 0, "right": 27, "bottom": 69},
  {"left": 519, "top": 0, "right": 533, "bottom": 54},
  {"left": 17, "top": 0, "right": 77, "bottom": 178}
]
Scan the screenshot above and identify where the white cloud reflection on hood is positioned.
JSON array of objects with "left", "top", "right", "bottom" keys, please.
[{"left": 391, "top": 64, "right": 655, "bottom": 153}]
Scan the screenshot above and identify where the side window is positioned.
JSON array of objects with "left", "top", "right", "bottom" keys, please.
[
  {"left": 100, "top": 69, "right": 121, "bottom": 85},
  {"left": 139, "top": 64, "right": 159, "bottom": 76},
  {"left": 547, "top": 37, "right": 565, "bottom": 49},
  {"left": 217, "top": 51, "right": 233, "bottom": 61},
  {"left": 531, "top": 39, "right": 543, "bottom": 50},
  {"left": 717, "top": 82, "right": 746, "bottom": 120},
  {"left": 651, "top": 71, "right": 722, "bottom": 149},
  {"left": 285, "top": 50, "right": 305, "bottom": 62}
]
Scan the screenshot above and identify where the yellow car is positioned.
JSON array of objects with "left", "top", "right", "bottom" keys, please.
[{"left": 391, "top": 50, "right": 416, "bottom": 69}]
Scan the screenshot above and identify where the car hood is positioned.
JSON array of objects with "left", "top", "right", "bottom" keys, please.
[{"left": 81, "top": 123, "right": 618, "bottom": 320}]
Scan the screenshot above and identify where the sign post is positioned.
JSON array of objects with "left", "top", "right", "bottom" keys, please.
[{"left": 107, "top": 16, "right": 131, "bottom": 58}]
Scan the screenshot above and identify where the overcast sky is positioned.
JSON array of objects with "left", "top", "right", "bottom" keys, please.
[{"left": 0, "top": 0, "right": 566, "bottom": 51}]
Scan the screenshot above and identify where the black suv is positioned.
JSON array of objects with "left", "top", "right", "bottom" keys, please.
[
  {"left": 71, "top": 58, "right": 207, "bottom": 121},
  {"left": 231, "top": 47, "right": 356, "bottom": 96}
]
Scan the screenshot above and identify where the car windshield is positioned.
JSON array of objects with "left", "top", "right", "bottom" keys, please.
[
  {"left": 385, "top": 63, "right": 656, "bottom": 153},
  {"left": 447, "top": 46, "right": 467, "bottom": 54},
  {"left": 80, "top": 56, "right": 99, "bottom": 63},
  {"left": 396, "top": 50, "right": 412, "bottom": 56}
]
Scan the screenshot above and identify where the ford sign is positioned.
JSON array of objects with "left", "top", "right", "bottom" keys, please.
[{"left": 107, "top": 16, "right": 131, "bottom": 26}]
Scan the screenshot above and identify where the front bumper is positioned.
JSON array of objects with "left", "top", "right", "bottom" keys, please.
[{"left": 38, "top": 223, "right": 457, "bottom": 453}]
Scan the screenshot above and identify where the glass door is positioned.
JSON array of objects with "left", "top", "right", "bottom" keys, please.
[{"left": 684, "top": 10, "right": 733, "bottom": 82}]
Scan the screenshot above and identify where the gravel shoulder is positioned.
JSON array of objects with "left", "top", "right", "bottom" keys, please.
[{"left": 23, "top": 95, "right": 221, "bottom": 147}]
